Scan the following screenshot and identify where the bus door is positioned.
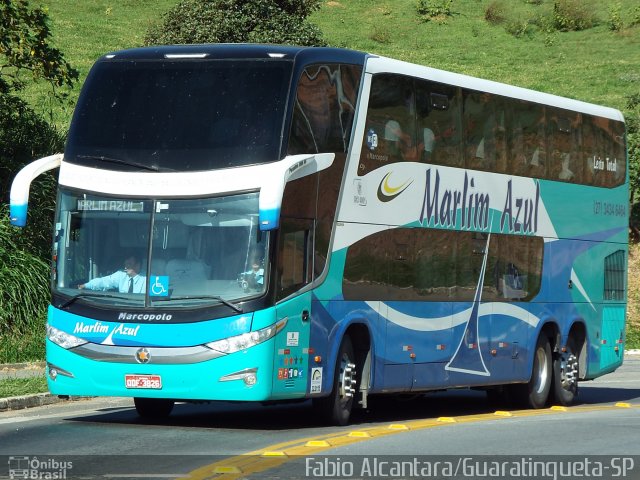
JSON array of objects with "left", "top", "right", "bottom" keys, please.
[
  {"left": 272, "top": 218, "right": 314, "bottom": 398},
  {"left": 381, "top": 230, "right": 457, "bottom": 392},
  {"left": 273, "top": 291, "right": 312, "bottom": 398},
  {"left": 483, "top": 234, "right": 544, "bottom": 382},
  {"left": 600, "top": 250, "right": 625, "bottom": 370}
]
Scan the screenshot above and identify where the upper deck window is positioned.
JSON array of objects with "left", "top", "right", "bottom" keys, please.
[
  {"left": 358, "top": 73, "right": 626, "bottom": 188},
  {"left": 66, "top": 59, "right": 293, "bottom": 172},
  {"left": 288, "top": 63, "right": 362, "bottom": 155}
]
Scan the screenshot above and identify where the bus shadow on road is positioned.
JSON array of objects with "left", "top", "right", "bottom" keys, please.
[
  {"left": 575, "top": 385, "right": 640, "bottom": 405},
  {"left": 66, "top": 389, "right": 503, "bottom": 430},
  {"left": 67, "top": 382, "right": 640, "bottom": 431}
]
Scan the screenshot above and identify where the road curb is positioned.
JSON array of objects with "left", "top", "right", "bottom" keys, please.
[
  {"left": 0, "top": 361, "right": 46, "bottom": 371},
  {"left": 0, "top": 393, "right": 93, "bottom": 413}
]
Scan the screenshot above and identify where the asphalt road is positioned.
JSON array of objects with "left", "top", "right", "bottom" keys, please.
[{"left": 1, "top": 357, "right": 639, "bottom": 479}]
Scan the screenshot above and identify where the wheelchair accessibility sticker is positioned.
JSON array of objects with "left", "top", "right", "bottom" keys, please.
[{"left": 149, "top": 276, "right": 169, "bottom": 297}]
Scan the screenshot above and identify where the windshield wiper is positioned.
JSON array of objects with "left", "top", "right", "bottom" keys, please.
[
  {"left": 165, "top": 295, "right": 243, "bottom": 313},
  {"left": 77, "top": 154, "right": 161, "bottom": 172},
  {"left": 58, "top": 292, "right": 131, "bottom": 309}
]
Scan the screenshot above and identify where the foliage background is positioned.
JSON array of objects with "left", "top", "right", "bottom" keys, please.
[
  {"left": 0, "top": 0, "right": 76, "bottom": 361},
  {"left": 144, "top": 0, "right": 326, "bottom": 46},
  {"left": 1, "top": 0, "right": 639, "bottom": 362}
]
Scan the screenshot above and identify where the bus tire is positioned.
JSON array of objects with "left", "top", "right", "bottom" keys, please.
[
  {"left": 134, "top": 397, "right": 174, "bottom": 419},
  {"left": 512, "top": 334, "right": 552, "bottom": 409},
  {"left": 313, "top": 335, "right": 356, "bottom": 426},
  {"left": 551, "top": 338, "right": 579, "bottom": 406}
]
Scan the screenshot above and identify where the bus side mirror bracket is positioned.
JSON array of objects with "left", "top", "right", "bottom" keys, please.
[
  {"left": 258, "top": 152, "right": 334, "bottom": 231},
  {"left": 9, "top": 153, "right": 63, "bottom": 227}
]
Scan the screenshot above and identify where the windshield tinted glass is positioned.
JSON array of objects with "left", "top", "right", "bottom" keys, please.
[
  {"left": 54, "top": 190, "right": 269, "bottom": 308},
  {"left": 65, "top": 59, "right": 293, "bottom": 171}
]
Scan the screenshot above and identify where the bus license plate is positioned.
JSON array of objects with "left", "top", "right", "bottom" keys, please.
[{"left": 125, "top": 374, "right": 162, "bottom": 389}]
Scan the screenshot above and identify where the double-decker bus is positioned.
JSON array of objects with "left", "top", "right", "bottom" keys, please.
[{"left": 10, "top": 44, "right": 628, "bottom": 425}]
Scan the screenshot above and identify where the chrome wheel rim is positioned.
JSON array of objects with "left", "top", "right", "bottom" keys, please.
[
  {"left": 560, "top": 351, "right": 579, "bottom": 390},
  {"left": 533, "top": 346, "right": 549, "bottom": 394},
  {"left": 338, "top": 354, "right": 356, "bottom": 406}
]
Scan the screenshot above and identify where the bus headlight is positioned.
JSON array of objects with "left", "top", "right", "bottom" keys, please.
[
  {"left": 205, "top": 318, "right": 287, "bottom": 354},
  {"left": 46, "top": 324, "right": 88, "bottom": 349}
]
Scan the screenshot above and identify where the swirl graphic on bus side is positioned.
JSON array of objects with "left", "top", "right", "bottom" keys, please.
[{"left": 377, "top": 172, "right": 413, "bottom": 202}]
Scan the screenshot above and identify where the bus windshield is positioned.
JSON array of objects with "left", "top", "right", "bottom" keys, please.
[
  {"left": 53, "top": 190, "right": 269, "bottom": 308},
  {"left": 65, "top": 59, "right": 293, "bottom": 171}
]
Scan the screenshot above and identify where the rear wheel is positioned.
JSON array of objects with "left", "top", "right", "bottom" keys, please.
[
  {"left": 512, "top": 334, "right": 552, "bottom": 409},
  {"left": 551, "top": 338, "right": 579, "bottom": 406},
  {"left": 134, "top": 398, "right": 174, "bottom": 419},
  {"left": 313, "top": 335, "right": 357, "bottom": 425}
]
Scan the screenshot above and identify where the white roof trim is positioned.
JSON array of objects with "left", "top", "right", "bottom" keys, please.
[{"left": 364, "top": 55, "right": 624, "bottom": 122}]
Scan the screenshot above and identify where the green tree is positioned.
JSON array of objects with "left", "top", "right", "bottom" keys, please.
[
  {"left": 627, "top": 93, "right": 640, "bottom": 241},
  {"left": 0, "top": 210, "right": 50, "bottom": 335},
  {"left": 0, "top": 0, "right": 77, "bottom": 255},
  {"left": 0, "top": 0, "right": 78, "bottom": 96},
  {"left": 144, "top": 0, "right": 326, "bottom": 47},
  {"left": 0, "top": 0, "right": 77, "bottom": 354},
  {"left": 0, "top": 0, "right": 77, "bottom": 242}
]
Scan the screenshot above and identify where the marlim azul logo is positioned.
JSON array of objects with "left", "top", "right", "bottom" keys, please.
[{"left": 377, "top": 172, "right": 413, "bottom": 202}]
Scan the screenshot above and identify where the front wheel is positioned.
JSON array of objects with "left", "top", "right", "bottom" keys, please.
[
  {"left": 512, "top": 334, "right": 552, "bottom": 409},
  {"left": 551, "top": 338, "right": 579, "bottom": 406},
  {"left": 134, "top": 397, "right": 174, "bottom": 419},
  {"left": 313, "top": 335, "right": 357, "bottom": 425}
]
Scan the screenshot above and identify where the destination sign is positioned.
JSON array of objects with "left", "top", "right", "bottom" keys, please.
[{"left": 77, "top": 200, "right": 145, "bottom": 212}]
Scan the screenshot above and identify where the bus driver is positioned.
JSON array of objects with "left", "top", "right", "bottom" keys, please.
[{"left": 79, "top": 256, "right": 146, "bottom": 294}]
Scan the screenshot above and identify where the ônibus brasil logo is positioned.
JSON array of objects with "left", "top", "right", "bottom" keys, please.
[{"left": 377, "top": 172, "right": 413, "bottom": 202}]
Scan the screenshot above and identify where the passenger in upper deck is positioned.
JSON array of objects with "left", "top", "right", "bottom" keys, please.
[
  {"left": 79, "top": 256, "right": 146, "bottom": 294},
  {"left": 384, "top": 118, "right": 423, "bottom": 162}
]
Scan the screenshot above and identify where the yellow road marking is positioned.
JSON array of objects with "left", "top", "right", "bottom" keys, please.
[
  {"left": 388, "top": 423, "right": 409, "bottom": 430},
  {"left": 494, "top": 410, "right": 513, "bottom": 417},
  {"left": 261, "top": 451, "right": 287, "bottom": 457},
  {"left": 550, "top": 405, "right": 568, "bottom": 411},
  {"left": 184, "top": 403, "right": 640, "bottom": 480},
  {"left": 305, "top": 440, "right": 331, "bottom": 447},
  {"left": 437, "top": 416, "right": 456, "bottom": 423},
  {"left": 212, "top": 466, "right": 241, "bottom": 474}
]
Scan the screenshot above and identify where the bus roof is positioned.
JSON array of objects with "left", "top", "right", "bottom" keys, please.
[
  {"left": 99, "top": 44, "right": 623, "bottom": 122},
  {"left": 100, "top": 43, "right": 368, "bottom": 65}
]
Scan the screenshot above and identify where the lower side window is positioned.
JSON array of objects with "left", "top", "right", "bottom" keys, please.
[{"left": 343, "top": 228, "right": 543, "bottom": 302}]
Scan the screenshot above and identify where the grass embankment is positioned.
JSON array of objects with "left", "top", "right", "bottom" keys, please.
[
  {"left": 24, "top": 0, "right": 640, "bottom": 129},
  {"left": 0, "top": 376, "right": 48, "bottom": 398},
  {"left": 0, "top": 323, "right": 45, "bottom": 364},
  {"left": 23, "top": 0, "right": 178, "bottom": 130},
  {"left": 311, "top": 0, "right": 640, "bottom": 110},
  {"left": 627, "top": 243, "right": 640, "bottom": 348}
]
